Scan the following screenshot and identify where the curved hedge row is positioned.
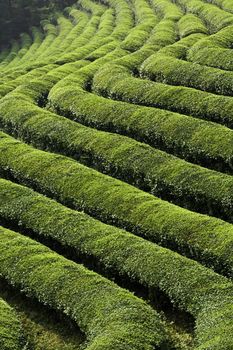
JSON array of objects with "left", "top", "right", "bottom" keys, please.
[
  {"left": 0, "top": 41, "right": 20, "bottom": 67},
  {"left": 0, "top": 0, "right": 146, "bottom": 97},
  {"left": 151, "top": 0, "right": 183, "bottom": 20},
  {"left": 144, "top": 31, "right": 206, "bottom": 59},
  {"left": 0, "top": 178, "right": 232, "bottom": 349},
  {"left": 140, "top": 53, "right": 233, "bottom": 96},
  {"left": 0, "top": 131, "right": 233, "bottom": 275},
  {"left": 145, "top": 18, "right": 178, "bottom": 49},
  {"left": 0, "top": 46, "right": 11, "bottom": 64},
  {"left": 0, "top": 1, "right": 233, "bottom": 349},
  {"left": 178, "top": 13, "right": 208, "bottom": 37},
  {"left": 37, "top": 15, "right": 76, "bottom": 60},
  {"left": 0, "top": 225, "right": 166, "bottom": 350},
  {"left": 0, "top": 0, "right": 106, "bottom": 78},
  {"left": 3, "top": 77, "right": 233, "bottom": 223},
  {"left": 102, "top": 0, "right": 134, "bottom": 41},
  {"left": 0, "top": 0, "right": 116, "bottom": 94},
  {"left": 14, "top": 26, "right": 44, "bottom": 65},
  {"left": 140, "top": 27, "right": 233, "bottom": 96},
  {"left": 53, "top": 8, "right": 90, "bottom": 53},
  {"left": 52, "top": 0, "right": 131, "bottom": 65},
  {"left": 93, "top": 62, "right": 233, "bottom": 128},
  {"left": 187, "top": 24, "right": 233, "bottom": 69},
  {"left": 48, "top": 62, "right": 233, "bottom": 173},
  {"left": 120, "top": 0, "right": 158, "bottom": 52},
  {"left": 0, "top": 297, "right": 25, "bottom": 350},
  {"left": 205, "top": 0, "right": 233, "bottom": 13},
  {"left": 175, "top": 0, "right": 233, "bottom": 32},
  {"left": 6, "top": 33, "right": 32, "bottom": 67},
  {"left": 0, "top": 64, "right": 58, "bottom": 99}
]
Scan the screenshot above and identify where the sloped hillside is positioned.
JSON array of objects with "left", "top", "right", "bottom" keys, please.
[{"left": 0, "top": 1, "right": 232, "bottom": 349}]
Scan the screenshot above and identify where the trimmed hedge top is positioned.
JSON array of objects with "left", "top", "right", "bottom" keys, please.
[{"left": 1, "top": 0, "right": 233, "bottom": 348}]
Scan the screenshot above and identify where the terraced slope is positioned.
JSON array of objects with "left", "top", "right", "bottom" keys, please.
[{"left": 0, "top": 0, "right": 232, "bottom": 349}]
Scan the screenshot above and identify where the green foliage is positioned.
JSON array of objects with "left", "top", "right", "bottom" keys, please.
[
  {"left": 141, "top": 37, "right": 233, "bottom": 96},
  {"left": 0, "top": 225, "right": 166, "bottom": 350},
  {"left": 0, "top": 297, "right": 25, "bottom": 350},
  {"left": 93, "top": 61, "right": 233, "bottom": 128},
  {"left": 151, "top": 0, "right": 183, "bottom": 20},
  {"left": 2, "top": 78, "right": 233, "bottom": 225},
  {"left": 48, "top": 57, "right": 233, "bottom": 175},
  {"left": 0, "top": 132, "right": 233, "bottom": 276},
  {"left": 178, "top": 14, "right": 208, "bottom": 37},
  {"left": 176, "top": 0, "right": 233, "bottom": 33},
  {"left": 187, "top": 24, "right": 233, "bottom": 70},
  {"left": 120, "top": 0, "right": 158, "bottom": 52},
  {"left": 0, "top": 279, "right": 85, "bottom": 350},
  {"left": 0, "top": 0, "right": 233, "bottom": 348},
  {"left": 0, "top": 179, "right": 233, "bottom": 349},
  {"left": 205, "top": 0, "right": 233, "bottom": 12}
]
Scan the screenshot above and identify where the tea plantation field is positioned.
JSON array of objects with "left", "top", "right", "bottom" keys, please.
[{"left": 0, "top": 0, "right": 232, "bottom": 349}]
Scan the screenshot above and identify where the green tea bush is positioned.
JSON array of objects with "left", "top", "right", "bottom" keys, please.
[
  {"left": 1, "top": 131, "right": 233, "bottom": 272},
  {"left": 103, "top": 0, "right": 134, "bottom": 41},
  {"left": 0, "top": 0, "right": 113, "bottom": 90},
  {"left": 0, "top": 41, "right": 20, "bottom": 67},
  {"left": 176, "top": 0, "right": 233, "bottom": 32},
  {"left": 48, "top": 62, "right": 233, "bottom": 173},
  {"left": 19, "top": 26, "right": 43, "bottom": 63},
  {"left": 3, "top": 80, "right": 233, "bottom": 223},
  {"left": 204, "top": 0, "right": 233, "bottom": 12},
  {"left": 0, "top": 225, "right": 166, "bottom": 350},
  {"left": 187, "top": 24, "right": 233, "bottom": 69},
  {"left": 0, "top": 0, "right": 233, "bottom": 348},
  {"left": 141, "top": 53, "right": 233, "bottom": 95},
  {"left": 0, "top": 178, "right": 232, "bottom": 348},
  {"left": 0, "top": 297, "right": 25, "bottom": 350},
  {"left": 120, "top": 0, "right": 158, "bottom": 52},
  {"left": 151, "top": 0, "right": 183, "bottom": 20},
  {"left": 155, "top": 32, "right": 206, "bottom": 58},
  {"left": 178, "top": 13, "right": 208, "bottom": 37},
  {"left": 7, "top": 33, "right": 32, "bottom": 65},
  {"left": 145, "top": 18, "right": 177, "bottom": 48},
  {"left": 93, "top": 63, "right": 233, "bottom": 127}
]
